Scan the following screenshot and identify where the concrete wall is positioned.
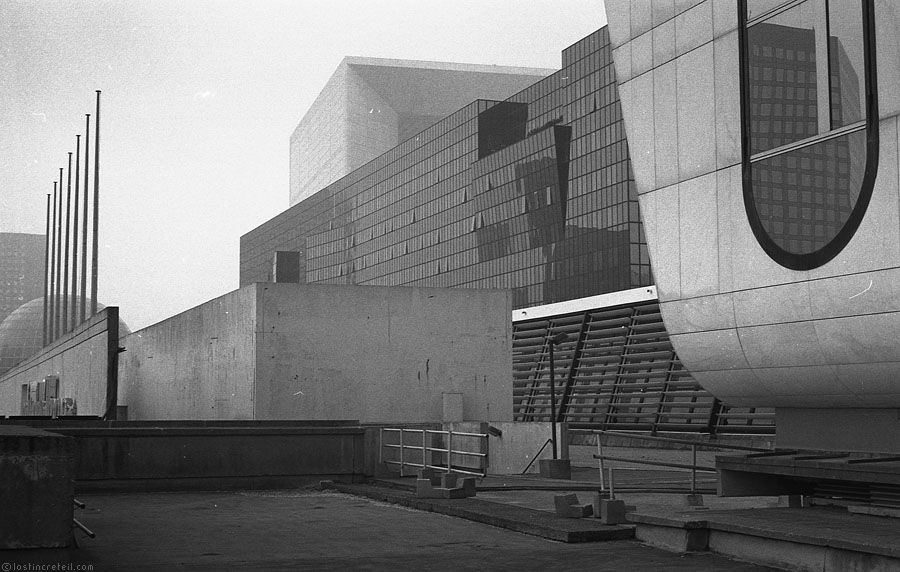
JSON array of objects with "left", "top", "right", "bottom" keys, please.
[
  {"left": 0, "top": 308, "right": 119, "bottom": 418},
  {"left": 606, "top": 2, "right": 900, "bottom": 416},
  {"left": 118, "top": 287, "right": 257, "bottom": 421},
  {"left": 254, "top": 283, "right": 513, "bottom": 423},
  {"left": 118, "top": 283, "right": 512, "bottom": 423}
]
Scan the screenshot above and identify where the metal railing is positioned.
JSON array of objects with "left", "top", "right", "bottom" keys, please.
[
  {"left": 380, "top": 427, "right": 488, "bottom": 477},
  {"left": 585, "top": 429, "right": 772, "bottom": 494}
]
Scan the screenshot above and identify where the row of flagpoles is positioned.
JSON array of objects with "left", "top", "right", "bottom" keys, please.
[{"left": 42, "top": 90, "right": 102, "bottom": 347}]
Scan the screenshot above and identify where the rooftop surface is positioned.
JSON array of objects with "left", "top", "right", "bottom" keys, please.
[
  {"left": 40, "top": 446, "right": 900, "bottom": 571},
  {"left": 67, "top": 488, "right": 778, "bottom": 572}
]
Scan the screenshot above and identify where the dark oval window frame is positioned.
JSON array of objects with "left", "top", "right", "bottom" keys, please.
[{"left": 738, "top": 0, "right": 880, "bottom": 271}]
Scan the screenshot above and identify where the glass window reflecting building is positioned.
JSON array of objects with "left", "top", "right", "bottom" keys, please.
[
  {"left": 242, "top": 29, "right": 649, "bottom": 305},
  {"left": 742, "top": 0, "right": 877, "bottom": 269}
]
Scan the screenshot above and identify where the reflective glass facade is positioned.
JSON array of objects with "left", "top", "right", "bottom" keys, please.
[
  {"left": 241, "top": 29, "right": 650, "bottom": 307},
  {"left": 742, "top": 0, "right": 877, "bottom": 268}
]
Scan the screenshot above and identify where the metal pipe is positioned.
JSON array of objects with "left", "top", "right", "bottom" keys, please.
[
  {"left": 399, "top": 428, "right": 404, "bottom": 476},
  {"left": 597, "top": 436, "right": 605, "bottom": 491},
  {"left": 91, "top": 90, "right": 101, "bottom": 315},
  {"left": 49, "top": 183, "right": 57, "bottom": 344},
  {"left": 63, "top": 153, "right": 72, "bottom": 334},
  {"left": 80, "top": 114, "right": 90, "bottom": 322},
  {"left": 42, "top": 193, "right": 50, "bottom": 347},
  {"left": 55, "top": 168, "right": 63, "bottom": 338},
  {"left": 447, "top": 428, "right": 453, "bottom": 473},
  {"left": 549, "top": 342, "right": 557, "bottom": 459},
  {"left": 691, "top": 444, "right": 697, "bottom": 493},
  {"left": 72, "top": 135, "right": 81, "bottom": 327}
]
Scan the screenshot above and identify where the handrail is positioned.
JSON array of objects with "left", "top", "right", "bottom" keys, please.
[
  {"left": 585, "top": 429, "right": 773, "bottom": 494},
  {"left": 380, "top": 427, "right": 488, "bottom": 477},
  {"left": 577, "top": 429, "right": 772, "bottom": 452}
]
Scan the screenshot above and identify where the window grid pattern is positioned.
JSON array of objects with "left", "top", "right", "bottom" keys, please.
[{"left": 240, "top": 28, "right": 651, "bottom": 306}]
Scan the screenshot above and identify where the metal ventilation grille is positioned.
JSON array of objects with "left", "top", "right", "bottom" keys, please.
[{"left": 512, "top": 301, "right": 775, "bottom": 435}]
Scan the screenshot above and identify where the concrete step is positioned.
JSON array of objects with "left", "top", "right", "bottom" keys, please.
[
  {"left": 628, "top": 506, "right": 900, "bottom": 572},
  {"left": 327, "top": 482, "right": 635, "bottom": 543}
]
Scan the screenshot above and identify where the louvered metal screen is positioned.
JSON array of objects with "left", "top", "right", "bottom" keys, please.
[{"left": 512, "top": 301, "right": 775, "bottom": 435}]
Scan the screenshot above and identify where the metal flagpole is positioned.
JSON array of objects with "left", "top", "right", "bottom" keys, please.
[
  {"left": 42, "top": 193, "right": 51, "bottom": 347},
  {"left": 91, "top": 91, "right": 100, "bottom": 315},
  {"left": 72, "top": 135, "right": 81, "bottom": 327},
  {"left": 81, "top": 114, "right": 90, "bottom": 322},
  {"left": 55, "top": 168, "right": 63, "bottom": 338},
  {"left": 63, "top": 152, "right": 72, "bottom": 334},
  {"left": 50, "top": 183, "right": 57, "bottom": 344}
]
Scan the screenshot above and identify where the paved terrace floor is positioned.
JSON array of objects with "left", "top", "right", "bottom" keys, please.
[
  {"left": 67, "top": 489, "right": 779, "bottom": 572},
  {"left": 41, "top": 446, "right": 900, "bottom": 571}
]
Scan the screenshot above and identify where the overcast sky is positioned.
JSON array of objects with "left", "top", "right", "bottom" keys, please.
[{"left": 1, "top": 1, "right": 608, "bottom": 331}]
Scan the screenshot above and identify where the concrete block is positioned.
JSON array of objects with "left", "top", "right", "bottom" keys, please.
[
  {"left": 779, "top": 495, "right": 804, "bottom": 508},
  {"left": 417, "top": 467, "right": 441, "bottom": 485},
  {"left": 442, "top": 487, "right": 470, "bottom": 499},
  {"left": 0, "top": 428, "right": 74, "bottom": 549},
  {"left": 415, "top": 478, "right": 442, "bottom": 499},
  {"left": 538, "top": 458, "right": 571, "bottom": 480},
  {"left": 554, "top": 494, "right": 593, "bottom": 518},
  {"left": 600, "top": 499, "right": 627, "bottom": 525},
  {"left": 684, "top": 494, "right": 705, "bottom": 507},
  {"left": 460, "top": 477, "right": 476, "bottom": 497},
  {"left": 440, "top": 473, "right": 458, "bottom": 489}
]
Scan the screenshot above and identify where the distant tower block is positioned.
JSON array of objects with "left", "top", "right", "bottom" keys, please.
[{"left": 272, "top": 251, "right": 301, "bottom": 283}]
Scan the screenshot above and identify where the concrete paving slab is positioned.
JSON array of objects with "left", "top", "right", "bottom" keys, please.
[{"left": 61, "top": 489, "right": 778, "bottom": 572}]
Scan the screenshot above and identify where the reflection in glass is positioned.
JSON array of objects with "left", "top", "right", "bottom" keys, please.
[
  {"left": 747, "top": 0, "right": 793, "bottom": 20},
  {"left": 747, "top": 0, "right": 820, "bottom": 155},
  {"left": 828, "top": 0, "right": 865, "bottom": 128},
  {"left": 749, "top": 130, "right": 866, "bottom": 255}
]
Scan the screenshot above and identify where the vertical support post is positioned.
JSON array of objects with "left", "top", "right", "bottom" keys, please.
[
  {"left": 80, "top": 114, "right": 90, "bottom": 322},
  {"left": 549, "top": 341, "right": 558, "bottom": 459},
  {"left": 608, "top": 467, "right": 616, "bottom": 500},
  {"left": 72, "top": 134, "right": 81, "bottom": 327},
  {"left": 447, "top": 428, "right": 453, "bottom": 473},
  {"left": 378, "top": 428, "right": 383, "bottom": 466},
  {"left": 691, "top": 444, "right": 697, "bottom": 493},
  {"left": 597, "top": 433, "right": 605, "bottom": 492},
  {"left": 422, "top": 429, "right": 427, "bottom": 470},
  {"left": 42, "top": 193, "right": 50, "bottom": 347},
  {"left": 399, "top": 429, "right": 404, "bottom": 477},
  {"left": 91, "top": 90, "right": 101, "bottom": 315}
]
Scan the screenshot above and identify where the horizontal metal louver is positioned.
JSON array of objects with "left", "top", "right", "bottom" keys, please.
[{"left": 512, "top": 301, "right": 775, "bottom": 435}]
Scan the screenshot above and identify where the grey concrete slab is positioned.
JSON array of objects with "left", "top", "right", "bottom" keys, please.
[{"left": 67, "top": 490, "right": 777, "bottom": 571}]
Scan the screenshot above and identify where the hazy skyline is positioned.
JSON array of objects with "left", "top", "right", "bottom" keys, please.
[{"left": 1, "top": 1, "right": 607, "bottom": 331}]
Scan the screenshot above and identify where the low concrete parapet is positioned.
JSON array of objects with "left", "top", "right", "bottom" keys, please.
[
  {"left": 0, "top": 426, "right": 74, "bottom": 550},
  {"left": 8, "top": 420, "right": 366, "bottom": 492}
]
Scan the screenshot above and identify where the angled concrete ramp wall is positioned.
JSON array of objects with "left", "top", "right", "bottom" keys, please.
[{"left": 0, "top": 308, "right": 120, "bottom": 418}]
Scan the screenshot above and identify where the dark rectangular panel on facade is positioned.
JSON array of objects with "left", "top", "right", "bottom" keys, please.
[
  {"left": 477, "top": 101, "right": 529, "bottom": 159},
  {"left": 272, "top": 251, "right": 302, "bottom": 283}
]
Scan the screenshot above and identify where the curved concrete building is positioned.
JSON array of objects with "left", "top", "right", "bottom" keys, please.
[{"left": 607, "top": 0, "right": 900, "bottom": 451}]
